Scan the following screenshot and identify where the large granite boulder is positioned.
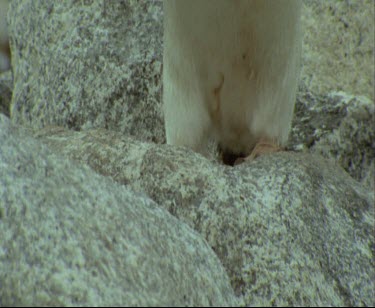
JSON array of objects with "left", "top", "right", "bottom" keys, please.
[
  {"left": 8, "top": 0, "right": 164, "bottom": 143},
  {"left": 0, "top": 114, "right": 238, "bottom": 307},
  {"left": 31, "top": 123, "right": 374, "bottom": 307}
]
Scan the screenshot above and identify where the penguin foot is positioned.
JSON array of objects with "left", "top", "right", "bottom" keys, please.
[{"left": 234, "top": 138, "right": 283, "bottom": 165}]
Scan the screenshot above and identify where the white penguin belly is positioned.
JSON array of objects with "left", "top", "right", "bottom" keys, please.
[{"left": 163, "top": 0, "right": 302, "bottom": 157}]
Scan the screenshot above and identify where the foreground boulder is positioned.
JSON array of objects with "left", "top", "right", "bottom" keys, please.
[
  {"left": 0, "top": 115, "right": 238, "bottom": 307},
  {"left": 32, "top": 124, "right": 374, "bottom": 306}
]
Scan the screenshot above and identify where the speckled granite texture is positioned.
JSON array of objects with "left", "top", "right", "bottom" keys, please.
[
  {"left": 9, "top": 0, "right": 164, "bottom": 143},
  {"left": 1, "top": 0, "right": 374, "bottom": 306},
  {"left": 0, "top": 70, "right": 12, "bottom": 117},
  {"left": 29, "top": 123, "right": 374, "bottom": 307},
  {"left": 302, "top": 0, "right": 374, "bottom": 100},
  {"left": 289, "top": 90, "right": 374, "bottom": 191},
  {"left": 0, "top": 0, "right": 10, "bottom": 72},
  {"left": 0, "top": 114, "right": 238, "bottom": 307}
]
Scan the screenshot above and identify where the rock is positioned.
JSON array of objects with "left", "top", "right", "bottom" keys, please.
[
  {"left": 8, "top": 0, "right": 164, "bottom": 143},
  {"left": 0, "top": 0, "right": 10, "bottom": 73},
  {"left": 289, "top": 90, "right": 375, "bottom": 191},
  {"left": 0, "top": 114, "right": 238, "bottom": 307},
  {"left": 33, "top": 124, "right": 374, "bottom": 307},
  {"left": 0, "top": 70, "right": 12, "bottom": 117},
  {"left": 302, "top": 0, "right": 374, "bottom": 100}
]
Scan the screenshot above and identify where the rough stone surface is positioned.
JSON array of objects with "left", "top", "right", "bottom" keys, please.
[
  {"left": 289, "top": 90, "right": 375, "bottom": 191},
  {"left": 0, "top": 114, "right": 238, "bottom": 307},
  {"left": 0, "top": 0, "right": 10, "bottom": 73},
  {"left": 8, "top": 0, "right": 164, "bottom": 143},
  {"left": 33, "top": 124, "right": 374, "bottom": 307},
  {"left": 0, "top": 70, "right": 12, "bottom": 117},
  {"left": 302, "top": 0, "right": 374, "bottom": 100}
]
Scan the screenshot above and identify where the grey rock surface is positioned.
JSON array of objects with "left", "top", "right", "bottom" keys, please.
[
  {"left": 0, "top": 114, "right": 238, "bottom": 307},
  {"left": 33, "top": 124, "right": 374, "bottom": 307},
  {"left": 0, "top": 0, "right": 10, "bottom": 73},
  {"left": 289, "top": 90, "right": 375, "bottom": 191},
  {"left": 9, "top": 0, "right": 164, "bottom": 143},
  {"left": 302, "top": 0, "right": 374, "bottom": 100},
  {"left": 0, "top": 70, "right": 12, "bottom": 117}
]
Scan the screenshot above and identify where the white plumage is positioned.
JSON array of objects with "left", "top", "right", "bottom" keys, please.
[{"left": 163, "top": 0, "right": 302, "bottom": 163}]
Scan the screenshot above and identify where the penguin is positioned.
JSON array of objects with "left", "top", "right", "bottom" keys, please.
[{"left": 163, "top": 0, "right": 302, "bottom": 165}]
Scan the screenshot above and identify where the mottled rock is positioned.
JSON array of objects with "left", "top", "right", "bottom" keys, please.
[
  {"left": 0, "top": 115, "right": 237, "bottom": 307},
  {"left": 33, "top": 124, "right": 374, "bottom": 307},
  {"left": 302, "top": 0, "right": 374, "bottom": 100},
  {"left": 0, "top": 70, "right": 12, "bottom": 117},
  {"left": 0, "top": 0, "right": 10, "bottom": 73},
  {"left": 9, "top": 0, "right": 164, "bottom": 143},
  {"left": 289, "top": 90, "right": 375, "bottom": 191}
]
